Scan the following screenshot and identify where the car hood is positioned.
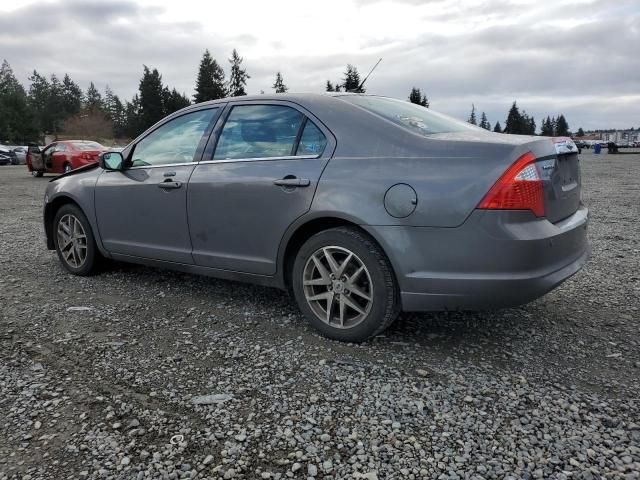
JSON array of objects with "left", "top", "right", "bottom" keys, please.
[{"left": 49, "top": 162, "right": 100, "bottom": 182}]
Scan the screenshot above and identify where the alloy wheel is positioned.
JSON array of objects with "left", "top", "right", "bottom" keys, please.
[
  {"left": 302, "top": 246, "right": 373, "bottom": 329},
  {"left": 56, "top": 214, "right": 88, "bottom": 269}
]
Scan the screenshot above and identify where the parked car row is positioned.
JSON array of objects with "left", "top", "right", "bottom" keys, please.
[
  {"left": 0, "top": 145, "right": 27, "bottom": 165},
  {"left": 573, "top": 140, "right": 640, "bottom": 149}
]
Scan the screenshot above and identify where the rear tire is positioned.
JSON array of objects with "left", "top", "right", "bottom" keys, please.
[
  {"left": 32, "top": 170, "right": 43, "bottom": 177},
  {"left": 53, "top": 204, "right": 100, "bottom": 276},
  {"left": 63, "top": 163, "right": 72, "bottom": 173},
  {"left": 292, "top": 226, "right": 400, "bottom": 342}
]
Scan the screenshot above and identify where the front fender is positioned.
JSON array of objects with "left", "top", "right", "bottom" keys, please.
[{"left": 44, "top": 169, "right": 109, "bottom": 256}]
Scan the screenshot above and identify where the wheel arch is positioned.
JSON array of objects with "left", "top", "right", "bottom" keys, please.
[
  {"left": 278, "top": 214, "right": 398, "bottom": 291},
  {"left": 44, "top": 195, "right": 82, "bottom": 250}
]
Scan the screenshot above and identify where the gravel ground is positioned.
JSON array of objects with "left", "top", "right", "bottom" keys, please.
[{"left": 0, "top": 152, "right": 638, "bottom": 480}]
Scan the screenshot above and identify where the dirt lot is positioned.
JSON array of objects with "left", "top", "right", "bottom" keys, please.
[{"left": 0, "top": 153, "right": 638, "bottom": 479}]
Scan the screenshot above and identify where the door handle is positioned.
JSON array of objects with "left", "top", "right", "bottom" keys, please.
[
  {"left": 158, "top": 180, "right": 182, "bottom": 189},
  {"left": 273, "top": 177, "right": 311, "bottom": 187}
]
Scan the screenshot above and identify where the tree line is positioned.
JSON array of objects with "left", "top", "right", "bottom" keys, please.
[
  {"left": 0, "top": 48, "right": 253, "bottom": 144},
  {"left": 463, "top": 101, "right": 572, "bottom": 136},
  {"left": 1, "top": 52, "right": 582, "bottom": 144},
  {"left": 374, "top": 83, "right": 576, "bottom": 138}
]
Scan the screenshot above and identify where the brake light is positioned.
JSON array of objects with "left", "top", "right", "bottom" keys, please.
[{"left": 478, "top": 152, "right": 544, "bottom": 217}]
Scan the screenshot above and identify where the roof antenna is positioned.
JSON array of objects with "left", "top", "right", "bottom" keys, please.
[{"left": 350, "top": 58, "right": 382, "bottom": 93}]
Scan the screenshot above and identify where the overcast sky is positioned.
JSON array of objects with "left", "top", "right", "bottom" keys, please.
[{"left": 1, "top": 0, "right": 638, "bottom": 131}]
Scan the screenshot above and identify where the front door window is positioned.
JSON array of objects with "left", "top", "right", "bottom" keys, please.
[{"left": 131, "top": 109, "right": 217, "bottom": 167}]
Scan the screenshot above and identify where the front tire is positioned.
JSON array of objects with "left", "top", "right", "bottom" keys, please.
[
  {"left": 63, "top": 163, "right": 72, "bottom": 173},
  {"left": 32, "top": 170, "right": 43, "bottom": 177},
  {"left": 292, "top": 227, "right": 400, "bottom": 342},
  {"left": 53, "top": 204, "right": 99, "bottom": 276}
]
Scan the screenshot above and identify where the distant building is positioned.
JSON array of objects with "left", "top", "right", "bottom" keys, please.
[{"left": 599, "top": 130, "right": 640, "bottom": 144}]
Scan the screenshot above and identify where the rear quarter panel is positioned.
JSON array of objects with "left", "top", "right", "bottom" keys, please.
[{"left": 308, "top": 98, "right": 557, "bottom": 227}]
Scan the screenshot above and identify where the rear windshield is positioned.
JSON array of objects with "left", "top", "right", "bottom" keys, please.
[
  {"left": 72, "top": 141, "right": 103, "bottom": 150},
  {"left": 340, "top": 95, "right": 480, "bottom": 136}
]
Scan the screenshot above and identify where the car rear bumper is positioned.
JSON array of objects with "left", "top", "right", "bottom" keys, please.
[{"left": 364, "top": 206, "right": 589, "bottom": 311}]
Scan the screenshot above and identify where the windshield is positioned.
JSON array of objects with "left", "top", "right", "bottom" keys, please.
[
  {"left": 72, "top": 141, "right": 104, "bottom": 151},
  {"left": 341, "top": 95, "right": 480, "bottom": 136}
]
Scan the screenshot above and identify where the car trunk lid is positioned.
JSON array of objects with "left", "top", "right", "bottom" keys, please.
[
  {"left": 80, "top": 150, "right": 103, "bottom": 162},
  {"left": 539, "top": 137, "right": 581, "bottom": 223}
]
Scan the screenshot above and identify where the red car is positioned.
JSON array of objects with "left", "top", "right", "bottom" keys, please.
[{"left": 27, "top": 140, "right": 106, "bottom": 177}]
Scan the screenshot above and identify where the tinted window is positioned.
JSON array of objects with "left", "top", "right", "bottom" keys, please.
[
  {"left": 296, "top": 120, "right": 327, "bottom": 156},
  {"left": 55, "top": 143, "right": 67, "bottom": 152},
  {"left": 341, "top": 96, "right": 480, "bottom": 136},
  {"left": 214, "top": 105, "right": 304, "bottom": 160},
  {"left": 131, "top": 109, "right": 216, "bottom": 167}
]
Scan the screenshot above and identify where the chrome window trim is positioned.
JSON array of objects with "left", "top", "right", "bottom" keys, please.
[
  {"left": 198, "top": 154, "right": 319, "bottom": 165},
  {"left": 127, "top": 161, "right": 197, "bottom": 170}
]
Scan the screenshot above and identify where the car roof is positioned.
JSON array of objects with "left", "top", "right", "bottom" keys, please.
[{"left": 187, "top": 92, "right": 372, "bottom": 109}]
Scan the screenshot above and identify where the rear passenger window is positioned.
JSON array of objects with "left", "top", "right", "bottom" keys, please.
[
  {"left": 214, "top": 105, "right": 304, "bottom": 160},
  {"left": 296, "top": 121, "right": 327, "bottom": 156}
]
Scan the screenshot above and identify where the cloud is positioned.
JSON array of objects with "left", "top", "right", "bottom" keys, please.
[{"left": 0, "top": 0, "right": 637, "bottom": 130}]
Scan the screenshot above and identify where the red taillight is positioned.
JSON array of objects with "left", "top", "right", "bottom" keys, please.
[{"left": 478, "top": 152, "right": 544, "bottom": 217}]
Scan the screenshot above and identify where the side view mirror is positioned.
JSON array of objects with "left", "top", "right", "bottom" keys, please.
[{"left": 99, "top": 151, "right": 124, "bottom": 171}]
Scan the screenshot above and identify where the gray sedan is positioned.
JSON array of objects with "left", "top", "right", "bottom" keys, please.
[{"left": 43, "top": 94, "right": 589, "bottom": 342}]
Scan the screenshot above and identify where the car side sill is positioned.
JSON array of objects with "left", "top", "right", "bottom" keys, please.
[{"left": 109, "top": 253, "right": 283, "bottom": 289}]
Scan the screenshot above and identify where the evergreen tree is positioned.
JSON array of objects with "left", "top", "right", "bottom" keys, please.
[
  {"left": 273, "top": 72, "right": 288, "bottom": 93},
  {"left": 194, "top": 50, "right": 226, "bottom": 103},
  {"left": 343, "top": 64, "right": 362, "bottom": 92},
  {"left": 85, "top": 81, "right": 103, "bottom": 113},
  {"left": 61, "top": 74, "right": 82, "bottom": 118},
  {"left": 576, "top": 127, "right": 585, "bottom": 137},
  {"left": 479, "top": 112, "right": 490, "bottom": 130},
  {"left": 493, "top": 121, "right": 502, "bottom": 133},
  {"left": 104, "top": 85, "right": 127, "bottom": 137},
  {"left": 138, "top": 66, "right": 165, "bottom": 130},
  {"left": 540, "top": 116, "right": 554, "bottom": 136},
  {"left": 103, "top": 85, "right": 117, "bottom": 119},
  {"left": 409, "top": 87, "right": 429, "bottom": 107},
  {"left": 468, "top": 104, "right": 477, "bottom": 125},
  {"left": 46, "top": 74, "right": 65, "bottom": 134},
  {"left": 519, "top": 110, "right": 535, "bottom": 135},
  {"left": 325, "top": 80, "right": 335, "bottom": 92},
  {"left": 227, "top": 49, "right": 249, "bottom": 97},
  {"left": 0, "top": 60, "right": 37, "bottom": 142},
  {"left": 28, "top": 70, "right": 51, "bottom": 133},
  {"left": 555, "top": 114, "right": 569, "bottom": 136},
  {"left": 163, "top": 87, "right": 191, "bottom": 114},
  {"left": 504, "top": 101, "right": 523, "bottom": 134},
  {"left": 111, "top": 95, "right": 126, "bottom": 138},
  {"left": 409, "top": 87, "right": 421, "bottom": 104},
  {"left": 124, "top": 94, "right": 142, "bottom": 138},
  {"left": 527, "top": 115, "right": 536, "bottom": 135}
]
